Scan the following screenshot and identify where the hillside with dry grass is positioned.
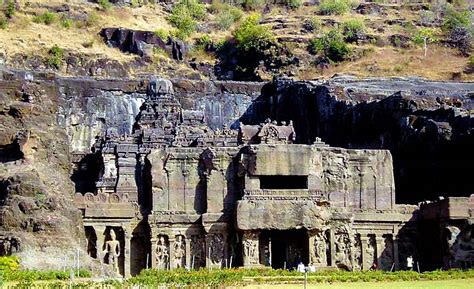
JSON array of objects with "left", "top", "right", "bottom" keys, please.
[{"left": 0, "top": 0, "right": 472, "bottom": 81}]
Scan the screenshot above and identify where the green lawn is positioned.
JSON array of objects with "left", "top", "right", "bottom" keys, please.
[{"left": 243, "top": 279, "right": 474, "bottom": 289}]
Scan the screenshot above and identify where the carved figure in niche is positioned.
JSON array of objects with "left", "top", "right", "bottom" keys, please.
[
  {"left": 191, "top": 235, "right": 205, "bottom": 268},
  {"left": 209, "top": 234, "right": 224, "bottom": 265},
  {"left": 335, "top": 232, "right": 352, "bottom": 269},
  {"left": 243, "top": 232, "right": 258, "bottom": 264},
  {"left": 156, "top": 236, "right": 169, "bottom": 270},
  {"left": 173, "top": 235, "right": 186, "bottom": 268},
  {"left": 366, "top": 236, "right": 376, "bottom": 269},
  {"left": 103, "top": 229, "right": 120, "bottom": 275},
  {"left": 353, "top": 235, "right": 362, "bottom": 271},
  {"left": 258, "top": 125, "right": 279, "bottom": 144},
  {"left": 313, "top": 231, "right": 327, "bottom": 265}
]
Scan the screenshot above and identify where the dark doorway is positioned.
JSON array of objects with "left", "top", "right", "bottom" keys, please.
[
  {"left": 259, "top": 176, "right": 308, "bottom": 190},
  {"left": 131, "top": 221, "right": 151, "bottom": 276},
  {"left": 261, "top": 229, "right": 309, "bottom": 269}
]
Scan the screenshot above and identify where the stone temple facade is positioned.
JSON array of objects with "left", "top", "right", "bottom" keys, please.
[{"left": 73, "top": 79, "right": 473, "bottom": 277}]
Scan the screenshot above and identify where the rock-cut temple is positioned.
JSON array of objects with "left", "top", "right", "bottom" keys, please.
[{"left": 73, "top": 79, "right": 474, "bottom": 277}]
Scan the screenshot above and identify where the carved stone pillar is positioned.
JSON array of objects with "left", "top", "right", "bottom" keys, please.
[
  {"left": 223, "top": 231, "right": 229, "bottom": 267},
  {"left": 308, "top": 230, "right": 316, "bottom": 265},
  {"left": 360, "top": 235, "right": 369, "bottom": 270},
  {"left": 376, "top": 235, "right": 384, "bottom": 269},
  {"left": 329, "top": 229, "right": 335, "bottom": 267},
  {"left": 93, "top": 225, "right": 106, "bottom": 263},
  {"left": 242, "top": 231, "right": 260, "bottom": 267},
  {"left": 205, "top": 234, "right": 212, "bottom": 268},
  {"left": 393, "top": 237, "right": 400, "bottom": 270},
  {"left": 169, "top": 236, "right": 176, "bottom": 269},
  {"left": 124, "top": 227, "right": 131, "bottom": 278},
  {"left": 185, "top": 235, "right": 191, "bottom": 268},
  {"left": 151, "top": 237, "right": 158, "bottom": 269}
]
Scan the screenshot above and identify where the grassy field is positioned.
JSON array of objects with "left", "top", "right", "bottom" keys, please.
[{"left": 243, "top": 279, "right": 474, "bottom": 289}]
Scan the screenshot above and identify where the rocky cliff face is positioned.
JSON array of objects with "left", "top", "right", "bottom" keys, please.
[
  {"left": 0, "top": 69, "right": 472, "bottom": 270},
  {"left": 0, "top": 70, "right": 87, "bottom": 269},
  {"left": 239, "top": 77, "right": 473, "bottom": 204}
]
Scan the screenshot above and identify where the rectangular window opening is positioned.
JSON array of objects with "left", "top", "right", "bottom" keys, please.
[{"left": 259, "top": 175, "right": 308, "bottom": 190}]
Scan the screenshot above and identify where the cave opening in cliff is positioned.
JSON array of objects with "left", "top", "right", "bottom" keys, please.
[
  {"left": 259, "top": 176, "right": 308, "bottom": 190},
  {"left": 260, "top": 229, "right": 309, "bottom": 269},
  {"left": 71, "top": 153, "right": 103, "bottom": 193}
]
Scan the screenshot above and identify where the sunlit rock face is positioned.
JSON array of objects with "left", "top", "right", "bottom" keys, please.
[{"left": 60, "top": 92, "right": 145, "bottom": 153}]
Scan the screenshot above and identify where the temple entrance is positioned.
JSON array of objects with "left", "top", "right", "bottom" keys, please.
[{"left": 261, "top": 229, "right": 309, "bottom": 269}]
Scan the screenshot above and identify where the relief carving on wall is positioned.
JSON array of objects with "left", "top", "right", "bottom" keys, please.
[
  {"left": 173, "top": 235, "right": 186, "bottom": 268},
  {"left": 242, "top": 231, "right": 259, "bottom": 265},
  {"left": 311, "top": 231, "right": 327, "bottom": 265},
  {"left": 334, "top": 225, "right": 353, "bottom": 270},
  {"left": 156, "top": 235, "right": 169, "bottom": 270},
  {"left": 191, "top": 235, "right": 206, "bottom": 268},
  {"left": 209, "top": 233, "right": 224, "bottom": 266}
]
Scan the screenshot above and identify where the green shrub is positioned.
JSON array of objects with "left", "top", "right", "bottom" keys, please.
[
  {"left": 441, "top": 6, "right": 472, "bottom": 54},
  {"left": 318, "top": 0, "right": 351, "bottom": 15},
  {"left": 98, "top": 0, "right": 113, "bottom": 11},
  {"left": 469, "top": 55, "right": 474, "bottom": 66},
  {"left": 442, "top": 7, "right": 471, "bottom": 33},
  {"left": 309, "top": 28, "right": 351, "bottom": 62},
  {"left": 2, "top": 268, "right": 91, "bottom": 282},
  {"left": 5, "top": 0, "right": 15, "bottom": 19},
  {"left": 154, "top": 28, "right": 170, "bottom": 40},
  {"left": 195, "top": 34, "right": 213, "bottom": 50},
  {"left": 216, "top": 6, "right": 243, "bottom": 30},
  {"left": 342, "top": 19, "right": 365, "bottom": 42},
  {"left": 0, "top": 17, "right": 7, "bottom": 30},
  {"left": 0, "top": 256, "right": 19, "bottom": 271},
  {"left": 60, "top": 15, "right": 73, "bottom": 29},
  {"left": 233, "top": 13, "right": 274, "bottom": 52},
  {"left": 46, "top": 45, "right": 64, "bottom": 69},
  {"left": 283, "top": 0, "right": 303, "bottom": 10},
  {"left": 85, "top": 11, "right": 100, "bottom": 27},
  {"left": 412, "top": 28, "right": 439, "bottom": 45},
  {"left": 168, "top": 0, "right": 206, "bottom": 39},
  {"left": 303, "top": 17, "right": 321, "bottom": 32},
  {"left": 419, "top": 10, "right": 435, "bottom": 26},
  {"left": 241, "top": 0, "right": 265, "bottom": 11},
  {"left": 33, "top": 11, "right": 56, "bottom": 25}
]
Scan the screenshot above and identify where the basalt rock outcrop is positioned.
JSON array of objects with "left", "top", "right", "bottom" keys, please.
[
  {"left": 0, "top": 73, "right": 87, "bottom": 270},
  {"left": 100, "top": 28, "right": 188, "bottom": 60}
]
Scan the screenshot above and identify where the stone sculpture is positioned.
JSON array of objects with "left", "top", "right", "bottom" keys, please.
[
  {"left": 173, "top": 235, "right": 186, "bottom": 268},
  {"left": 243, "top": 232, "right": 259, "bottom": 265},
  {"left": 209, "top": 234, "right": 224, "bottom": 266},
  {"left": 314, "top": 231, "right": 327, "bottom": 265},
  {"left": 156, "top": 236, "right": 169, "bottom": 270},
  {"left": 104, "top": 229, "right": 121, "bottom": 275}
]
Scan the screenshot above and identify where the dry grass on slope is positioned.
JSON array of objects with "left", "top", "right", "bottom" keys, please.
[
  {"left": 296, "top": 46, "right": 474, "bottom": 82},
  {"left": 0, "top": 1, "right": 172, "bottom": 64}
]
